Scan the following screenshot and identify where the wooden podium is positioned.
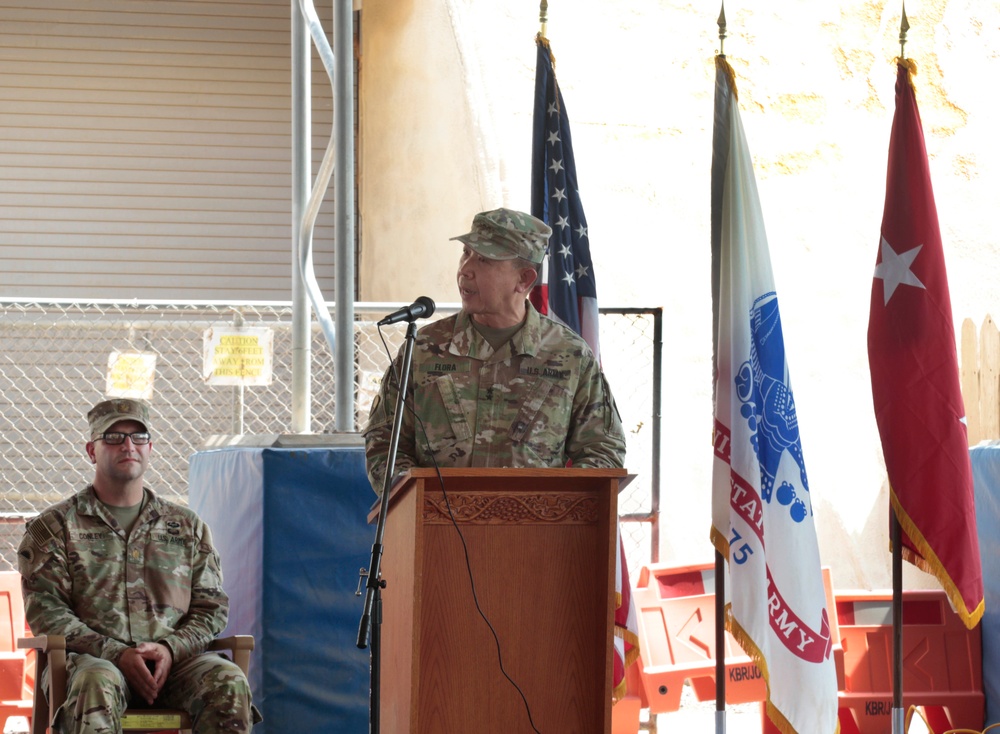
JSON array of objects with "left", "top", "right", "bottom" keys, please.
[{"left": 369, "top": 467, "right": 627, "bottom": 734}]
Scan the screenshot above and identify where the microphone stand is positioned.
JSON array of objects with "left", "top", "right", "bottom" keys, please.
[{"left": 357, "top": 320, "right": 418, "bottom": 734}]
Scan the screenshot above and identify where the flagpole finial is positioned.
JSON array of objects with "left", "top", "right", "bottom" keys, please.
[
  {"left": 718, "top": 2, "right": 727, "bottom": 57},
  {"left": 899, "top": 2, "right": 909, "bottom": 59},
  {"left": 539, "top": 0, "right": 548, "bottom": 39}
]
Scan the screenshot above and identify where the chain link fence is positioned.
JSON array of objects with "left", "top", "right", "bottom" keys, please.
[{"left": 0, "top": 299, "right": 661, "bottom": 576}]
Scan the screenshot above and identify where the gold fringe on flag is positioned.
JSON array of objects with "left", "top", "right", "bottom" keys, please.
[
  {"left": 890, "top": 488, "right": 985, "bottom": 629},
  {"left": 896, "top": 56, "right": 918, "bottom": 76},
  {"left": 611, "top": 607, "right": 641, "bottom": 701},
  {"left": 535, "top": 32, "right": 552, "bottom": 58},
  {"left": 895, "top": 56, "right": 918, "bottom": 94},
  {"left": 535, "top": 33, "right": 558, "bottom": 79},
  {"left": 724, "top": 606, "right": 841, "bottom": 734},
  {"left": 715, "top": 54, "right": 738, "bottom": 101},
  {"left": 711, "top": 526, "right": 842, "bottom": 733}
]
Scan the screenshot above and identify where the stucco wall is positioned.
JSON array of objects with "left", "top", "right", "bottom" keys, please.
[
  {"left": 359, "top": 0, "right": 496, "bottom": 301},
  {"left": 357, "top": 0, "right": 1000, "bottom": 591}
]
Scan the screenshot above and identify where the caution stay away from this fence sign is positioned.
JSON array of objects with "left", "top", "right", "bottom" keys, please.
[{"left": 202, "top": 327, "right": 274, "bottom": 386}]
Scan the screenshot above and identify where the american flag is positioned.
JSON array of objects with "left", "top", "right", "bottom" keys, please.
[
  {"left": 529, "top": 36, "right": 601, "bottom": 362},
  {"left": 530, "top": 35, "right": 637, "bottom": 700}
]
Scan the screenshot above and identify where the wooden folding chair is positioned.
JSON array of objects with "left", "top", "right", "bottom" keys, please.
[{"left": 18, "top": 635, "right": 254, "bottom": 734}]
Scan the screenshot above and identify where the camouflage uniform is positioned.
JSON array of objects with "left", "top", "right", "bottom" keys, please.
[
  {"left": 17, "top": 485, "right": 259, "bottom": 733},
  {"left": 363, "top": 301, "right": 627, "bottom": 492}
]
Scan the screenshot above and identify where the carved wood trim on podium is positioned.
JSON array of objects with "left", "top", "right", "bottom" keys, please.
[{"left": 370, "top": 467, "right": 626, "bottom": 734}]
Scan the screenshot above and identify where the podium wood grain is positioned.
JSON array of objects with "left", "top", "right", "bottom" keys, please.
[{"left": 370, "top": 467, "right": 625, "bottom": 734}]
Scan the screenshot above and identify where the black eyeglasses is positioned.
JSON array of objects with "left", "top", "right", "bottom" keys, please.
[{"left": 95, "top": 431, "right": 151, "bottom": 446}]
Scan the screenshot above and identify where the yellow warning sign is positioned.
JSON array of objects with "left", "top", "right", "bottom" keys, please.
[
  {"left": 105, "top": 351, "right": 156, "bottom": 400},
  {"left": 203, "top": 327, "right": 274, "bottom": 386}
]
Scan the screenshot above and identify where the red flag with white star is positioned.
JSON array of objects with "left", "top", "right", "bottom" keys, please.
[{"left": 867, "top": 60, "right": 983, "bottom": 629}]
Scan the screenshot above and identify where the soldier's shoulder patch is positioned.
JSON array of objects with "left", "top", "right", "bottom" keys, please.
[{"left": 25, "top": 515, "right": 58, "bottom": 547}]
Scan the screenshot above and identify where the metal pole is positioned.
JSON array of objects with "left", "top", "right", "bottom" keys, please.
[
  {"left": 715, "top": 9, "right": 727, "bottom": 733},
  {"left": 899, "top": 2, "right": 909, "bottom": 60},
  {"left": 358, "top": 321, "right": 420, "bottom": 732},
  {"left": 232, "top": 311, "right": 245, "bottom": 435},
  {"left": 290, "top": 0, "right": 312, "bottom": 433},
  {"left": 715, "top": 550, "right": 727, "bottom": 734},
  {"left": 358, "top": 322, "right": 418, "bottom": 648},
  {"left": 650, "top": 307, "right": 662, "bottom": 562},
  {"left": 333, "top": 0, "right": 356, "bottom": 432},
  {"left": 892, "top": 509, "right": 904, "bottom": 734},
  {"left": 892, "top": 7, "right": 909, "bottom": 726}
]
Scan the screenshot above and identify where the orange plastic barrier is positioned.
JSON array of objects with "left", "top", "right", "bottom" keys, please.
[
  {"left": 610, "top": 661, "right": 644, "bottom": 734},
  {"left": 834, "top": 589, "right": 983, "bottom": 734},
  {"left": 633, "top": 562, "right": 766, "bottom": 713},
  {"left": 611, "top": 696, "right": 641, "bottom": 734},
  {"left": 635, "top": 561, "right": 844, "bottom": 725},
  {"left": 0, "top": 571, "right": 32, "bottom": 728}
]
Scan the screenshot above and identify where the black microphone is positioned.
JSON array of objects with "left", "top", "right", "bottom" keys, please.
[{"left": 377, "top": 296, "right": 436, "bottom": 326}]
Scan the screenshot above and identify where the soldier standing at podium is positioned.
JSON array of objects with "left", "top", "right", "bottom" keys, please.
[{"left": 363, "top": 207, "right": 626, "bottom": 492}]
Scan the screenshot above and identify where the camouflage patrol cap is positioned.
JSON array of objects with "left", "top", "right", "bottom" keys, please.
[
  {"left": 450, "top": 207, "right": 552, "bottom": 264},
  {"left": 87, "top": 398, "right": 150, "bottom": 439}
]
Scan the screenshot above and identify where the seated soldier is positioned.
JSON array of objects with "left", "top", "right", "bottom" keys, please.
[{"left": 18, "top": 398, "right": 260, "bottom": 733}]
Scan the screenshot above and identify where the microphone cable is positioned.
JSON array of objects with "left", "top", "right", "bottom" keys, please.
[{"left": 374, "top": 324, "right": 543, "bottom": 734}]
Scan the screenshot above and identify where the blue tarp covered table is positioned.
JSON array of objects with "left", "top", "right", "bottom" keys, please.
[
  {"left": 189, "top": 438, "right": 372, "bottom": 733},
  {"left": 969, "top": 443, "right": 1000, "bottom": 727}
]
